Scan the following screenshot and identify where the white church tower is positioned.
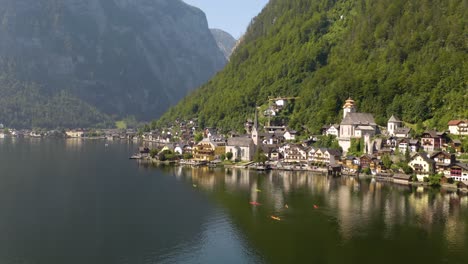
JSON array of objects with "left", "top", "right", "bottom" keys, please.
[
  {"left": 387, "top": 115, "right": 402, "bottom": 136},
  {"left": 343, "top": 97, "right": 356, "bottom": 119}
]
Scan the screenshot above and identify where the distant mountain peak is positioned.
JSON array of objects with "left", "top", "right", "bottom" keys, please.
[{"left": 210, "top": 28, "right": 237, "bottom": 60}]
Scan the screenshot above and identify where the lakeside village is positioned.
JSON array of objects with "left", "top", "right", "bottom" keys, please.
[{"left": 1, "top": 98, "right": 467, "bottom": 190}]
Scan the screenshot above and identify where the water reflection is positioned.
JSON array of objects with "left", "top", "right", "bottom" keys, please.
[{"left": 162, "top": 166, "right": 468, "bottom": 263}]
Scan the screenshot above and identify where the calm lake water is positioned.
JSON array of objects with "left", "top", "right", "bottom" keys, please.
[{"left": 0, "top": 139, "right": 467, "bottom": 264}]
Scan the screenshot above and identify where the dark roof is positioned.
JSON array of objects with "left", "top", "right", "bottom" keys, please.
[
  {"left": 453, "top": 163, "right": 468, "bottom": 170},
  {"left": 395, "top": 128, "right": 411, "bottom": 134},
  {"left": 326, "top": 149, "right": 342, "bottom": 156},
  {"left": 412, "top": 152, "right": 435, "bottom": 164},
  {"left": 423, "top": 130, "right": 439, "bottom": 138},
  {"left": 430, "top": 151, "right": 452, "bottom": 159},
  {"left": 341, "top": 113, "right": 377, "bottom": 126},
  {"left": 227, "top": 137, "right": 253, "bottom": 147}
]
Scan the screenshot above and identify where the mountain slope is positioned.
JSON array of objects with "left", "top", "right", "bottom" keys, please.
[
  {"left": 158, "top": 0, "right": 467, "bottom": 133},
  {"left": 0, "top": 0, "right": 226, "bottom": 128},
  {"left": 210, "top": 28, "right": 237, "bottom": 59}
]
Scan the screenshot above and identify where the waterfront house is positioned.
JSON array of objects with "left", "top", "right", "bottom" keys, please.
[
  {"left": 431, "top": 151, "right": 455, "bottom": 176},
  {"left": 449, "top": 163, "right": 468, "bottom": 182},
  {"left": 225, "top": 137, "right": 255, "bottom": 162},
  {"left": 448, "top": 120, "right": 468, "bottom": 135},
  {"left": 193, "top": 138, "right": 217, "bottom": 161},
  {"left": 409, "top": 152, "right": 435, "bottom": 180},
  {"left": 360, "top": 154, "right": 373, "bottom": 169},
  {"left": 66, "top": 130, "right": 84, "bottom": 138},
  {"left": 393, "top": 174, "right": 412, "bottom": 185},
  {"left": 343, "top": 156, "right": 359, "bottom": 172},
  {"left": 280, "top": 144, "right": 307, "bottom": 163},
  {"left": 308, "top": 148, "right": 342, "bottom": 165}
]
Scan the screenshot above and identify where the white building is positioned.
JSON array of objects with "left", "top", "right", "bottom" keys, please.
[
  {"left": 338, "top": 98, "right": 378, "bottom": 153},
  {"left": 448, "top": 120, "right": 468, "bottom": 135},
  {"left": 387, "top": 115, "right": 402, "bottom": 136}
]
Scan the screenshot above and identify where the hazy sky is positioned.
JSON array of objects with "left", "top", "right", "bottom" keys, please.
[{"left": 183, "top": 0, "right": 269, "bottom": 39}]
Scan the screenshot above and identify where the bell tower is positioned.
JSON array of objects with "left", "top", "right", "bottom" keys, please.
[{"left": 343, "top": 97, "right": 356, "bottom": 119}]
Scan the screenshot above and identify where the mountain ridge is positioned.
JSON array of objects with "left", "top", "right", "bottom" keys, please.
[
  {"left": 158, "top": 0, "right": 467, "bottom": 133},
  {"left": 0, "top": 0, "right": 226, "bottom": 128}
]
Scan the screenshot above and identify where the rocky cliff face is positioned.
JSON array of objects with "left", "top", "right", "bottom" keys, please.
[
  {"left": 0, "top": 0, "right": 226, "bottom": 125},
  {"left": 210, "top": 28, "right": 237, "bottom": 59}
]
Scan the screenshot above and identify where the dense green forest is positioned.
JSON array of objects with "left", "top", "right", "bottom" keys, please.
[
  {"left": 0, "top": 74, "right": 111, "bottom": 128},
  {"left": 158, "top": 0, "right": 467, "bottom": 133}
]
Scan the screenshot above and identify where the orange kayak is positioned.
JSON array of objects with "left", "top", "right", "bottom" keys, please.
[{"left": 270, "top": 216, "right": 281, "bottom": 221}]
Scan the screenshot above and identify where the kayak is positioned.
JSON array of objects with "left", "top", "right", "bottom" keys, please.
[
  {"left": 250, "top": 201, "right": 261, "bottom": 206},
  {"left": 270, "top": 216, "right": 281, "bottom": 221}
]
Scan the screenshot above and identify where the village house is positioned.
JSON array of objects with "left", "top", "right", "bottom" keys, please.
[
  {"left": 408, "top": 152, "right": 435, "bottom": 180},
  {"left": 421, "top": 130, "right": 447, "bottom": 152},
  {"left": 452, "top": 139, "right": 463, "bottom": 153},
  {"left": 193, "top": 138, "right": 217, "bottom": 161},
  {"left": 409, "top": 139, "right": 420, "bottom": 153},
  {"left": 279, "top": 144, "right": 307, "bottom": 163},
  {"left": 225, "top": 137, "right": 255, "bottom": 162},
  {"left": 359, "top": 154, "right": 373, "bottom": 169},
  {"left": 283, "top": 130, "right": 297, "bottom": 141},
  {"left": 448, "top": 120, "right": 468, "bottom": 135},
  {"left": 430, "top": 151, "right": 456, "bottom": 176},
  {"left": 394, "top": 128, "right": 411, "bottom": 138},
  {"left": 322, "top": 124, "right": 339, "bottom": 137},
  {"left": 449, "top": 163, "right": 468, "bottom": 182},
  {"left": 343, "top": 156, "right": 360, "bottom": 172},
  {"left": 398, "top": 138, "right": 409, "bottom": 153},
  {"left": 308, "top": 148, "right": 342, "bottom": 165},
  {"left": 66, "top": 130, "right": 84, "bottom": 138}
]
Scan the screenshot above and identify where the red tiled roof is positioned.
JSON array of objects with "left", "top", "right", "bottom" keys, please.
[{"left": 448, "top": 120, "right": 467, "bottom": 126}]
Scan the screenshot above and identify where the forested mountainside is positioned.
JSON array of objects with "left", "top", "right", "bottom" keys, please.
[
  {"left": 158, "top": 0, "right": 467, "bottom": 133},
  {"left": 210, "top": 29, "right": 237, "bottom": 59},
  {"left": 0, "top": 0, "right": 226, "bottom": 128}
]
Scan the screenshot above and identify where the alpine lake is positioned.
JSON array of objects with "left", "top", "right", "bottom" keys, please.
[{"left": 0, "top": 138, "right": 467, "bottom": 264}]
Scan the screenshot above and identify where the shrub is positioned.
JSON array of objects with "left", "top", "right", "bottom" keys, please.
[{"left": 447, "top": 177, "right": 455, "bottom": 184}]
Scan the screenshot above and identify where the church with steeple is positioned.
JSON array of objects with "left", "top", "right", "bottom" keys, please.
[{"left": 338, "top": 98, "right": 378, "bottom": 153}]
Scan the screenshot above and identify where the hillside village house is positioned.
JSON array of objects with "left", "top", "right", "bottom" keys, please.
[
  {"left": 448, "top": 120, "right": 468, "bottom": 135},
  {"left": 338, "top": 98, "right": 378, "bottom": 153},
  {"left": 421, "top": 130, "right": 447, "bottom": 152},
  {"left": 322, "top": 124, "right": 339, "bottom": 137},
  {"left": 409, "top": 152, "right": 435, "bottom": 180}
]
